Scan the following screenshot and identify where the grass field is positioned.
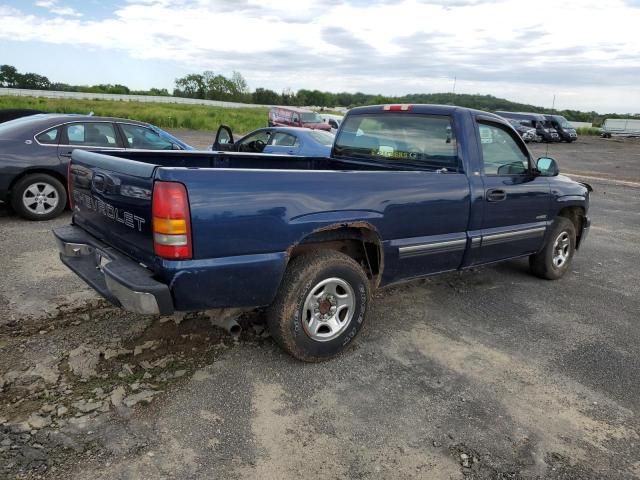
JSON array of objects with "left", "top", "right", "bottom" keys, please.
[
  {"left": 0, "top": 96, "right": 268, "bottom": 132},
  {"left": 576, "top": 127, "right": 601, "bottom": 136}
]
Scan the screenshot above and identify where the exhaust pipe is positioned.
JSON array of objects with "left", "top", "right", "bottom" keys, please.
[{"left": 207, "top": 308, "right": 243, "bottom": 338}]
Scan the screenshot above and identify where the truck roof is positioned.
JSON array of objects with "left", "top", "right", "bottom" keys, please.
[
  {"left": 348, "top": 104, "right": 507, "bottom": 122},
  {"left": 271, "top": 106, "right": 315, "bottom": 113}
]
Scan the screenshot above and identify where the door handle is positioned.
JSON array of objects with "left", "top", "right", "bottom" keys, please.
[
  {"left": 60, "top": 152, "right": 72, "bottom": 158},
  {"left": 486, "top": 189, "right": 507, "bottom": 202}
]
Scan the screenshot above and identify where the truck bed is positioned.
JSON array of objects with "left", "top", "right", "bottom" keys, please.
[
  {"left": 99, "top": 149, "right": 395, "bottom": 173},
  {"left": 67, "top": 149, "right": 471, "bottom": 310}
]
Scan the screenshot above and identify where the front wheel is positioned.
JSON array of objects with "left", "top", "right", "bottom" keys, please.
[
  {"left": 267, "top": 250, "right": 370, "bottom": 362},
  {"left": 529, "top": 217, "right": 576, "bottom": 280}
]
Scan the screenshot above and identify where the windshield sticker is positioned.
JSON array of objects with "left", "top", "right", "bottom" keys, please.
[{"left": 370, "top": 148, "right": 420, "bottom": 160}]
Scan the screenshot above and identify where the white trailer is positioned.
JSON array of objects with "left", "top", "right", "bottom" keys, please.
[{"left": 601, "top": 118, "right": 640, "bottom": 138}]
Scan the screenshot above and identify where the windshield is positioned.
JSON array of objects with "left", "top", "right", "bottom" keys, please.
[
  {"left": 554, "top": 116, "right": 572, "bottom": 129},
  {"left": 301, "top": 112, "right": 322, "bottom": 123},
  {"left": 151, "top": 126, "right": 192, "bottom": 150},
  {"left": 308, "top": 130, "right": 335, "bottom": 146},
  {"left": 334, "top": 113, "right": 459, "bottom": 170}
]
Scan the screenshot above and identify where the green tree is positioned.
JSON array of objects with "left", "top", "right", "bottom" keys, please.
[
  {"left": 0, "top": 64, "right": 19, "bottom": 87},
  {"left": 174, "top": 73, "right": 206, "bottom": 98},
  {"left": 18, "top": 72, "right": 51, "bottom": 90},
  {"left": 230, "top": 71, "right": 249, "bottom": 101},
  {"left": 253, "top": 88, "right": 279, "bottom": 105}
]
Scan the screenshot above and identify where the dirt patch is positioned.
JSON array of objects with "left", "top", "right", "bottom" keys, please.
[{"left": 0, "top": 306, "right": 264, "bottom": 479}]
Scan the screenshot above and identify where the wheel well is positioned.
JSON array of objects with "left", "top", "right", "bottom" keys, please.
[
  {"left": 9, "top": 169, "right": 67, "bottom": 197},
  {"left": 288, "top": 226, "right": 383, "bottom": 287},
  {"left": 557, "top": 206, "right": 585, "bottom": 244}
]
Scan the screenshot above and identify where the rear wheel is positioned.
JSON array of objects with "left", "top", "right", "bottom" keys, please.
[
  {"left": 529, "top": 217, "right": 576, "bottom": 280},
  {"left": 11, "top": 173, "right": 67, "bottom": 221},
  {"left": 267, "top": 250, "right": 370, "bottom": 362}
]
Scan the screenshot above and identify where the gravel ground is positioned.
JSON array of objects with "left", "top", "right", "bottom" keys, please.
[
  {"left": 528, "top": 135, "right": 640, "bottom": 183},
  {"left": 0, "top": 134, "right": 639, "bottom": 479}
]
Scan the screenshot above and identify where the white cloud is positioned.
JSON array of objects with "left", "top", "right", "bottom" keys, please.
[
  {"left": 51, "top": 6, "right": 82, "bottom": 17},
  {"left": 34, "top": 0, "right": 57, "bottom": 7},
  {"left": 4, "top": 0, "right": 640, "bottom": 111},
  {"left": 34, "top": 0, "right": 82, "bottom": 17}
]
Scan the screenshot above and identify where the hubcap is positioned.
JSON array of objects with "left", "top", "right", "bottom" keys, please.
[
  {"left": 22, "top": 182, "right": 59, "bottom": 215},
  {"left": 552, "top": 231, "right": 571, "bottom": 268},
  {"left": 302, "top": 277, "right": 355, "bottom": 342}
]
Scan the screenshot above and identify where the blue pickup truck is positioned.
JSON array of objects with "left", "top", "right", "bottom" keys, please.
[{"left": 53, "top": 104, "right": 591, "bottom": 361}]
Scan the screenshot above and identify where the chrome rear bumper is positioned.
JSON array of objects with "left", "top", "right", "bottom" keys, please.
[{"left": 53, "top": 225, "right": 174, "bottom": 315}]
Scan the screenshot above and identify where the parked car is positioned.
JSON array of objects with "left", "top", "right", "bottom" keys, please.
[
  {"left": 544, "top": 115, "right": 577, "bottom": 142},
  {"left": 506, "top": 119, "right": 537, "bottom": 143},
  {"left": 54, "top": 104, "right": 591, "bottom": 362},
  {"left": 212, "top": 125, "right": 334, "bottom": 156},
  {"left": 495, "top": 111, "right": 560, "bottom": 142},
  {"left": 0, "top": 109, "right": 45, "bottom": 124},
  {"left": 600, "top": 118, "right": 640, "bottom": 138},
  {"left": 0, "top": 114, "right": 192, "bottom": 220},
  {"left": 268, "top": 107, "right": 332, "bottom": 131},
  {"left": 319, "top": 113, "right": 344, "bottom": 131}
]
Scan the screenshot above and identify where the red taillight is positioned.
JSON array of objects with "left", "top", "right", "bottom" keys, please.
[
  {"left": 383, "top": 104, "right": 412, "bottom": 112},
  {"left": 152, "top": 181, "right": 192, "bottom": 260},
  {"left": 67, "top": 162, "right": 74, "bottom": 209}
]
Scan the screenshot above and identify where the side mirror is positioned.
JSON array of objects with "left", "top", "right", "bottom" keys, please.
[
  {"left": 172, "top": 143, "right": 182, "bottom": 150},
  {"left": 536, "top": 157, "right": 559, "bottom": 176}
]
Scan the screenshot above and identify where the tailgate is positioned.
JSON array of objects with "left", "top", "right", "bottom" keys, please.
[{"left": 69, "top": 149, "right": 157, "bottom": 267}]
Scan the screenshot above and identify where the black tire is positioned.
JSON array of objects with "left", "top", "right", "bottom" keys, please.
[
  {"left": 267, "top": 250, "right": 371, "bottom": 362},
  {"left": 11, "top": 173, "right": 67, "bottom": 221},
  {"left": 529, "top": 217, "right": 576, "bottom": 280}
]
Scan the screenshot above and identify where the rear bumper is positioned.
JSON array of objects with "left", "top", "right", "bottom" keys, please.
[{"left": 52, "top": 225, "right": 174, "bottom": 315}]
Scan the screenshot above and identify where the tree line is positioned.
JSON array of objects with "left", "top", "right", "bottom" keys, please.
[
  {"left": 1, "top": 64, "right": 636, "bottom": 124},
  {"left": 0, "top": 65, "right": 170, "bottom": 96}
]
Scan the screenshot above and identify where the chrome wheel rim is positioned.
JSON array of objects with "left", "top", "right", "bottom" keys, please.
[
  {"left": 552, "top": 231, "right": 571, "bottom": 268},
  {"left": 22, "top": 182, "right": 59, "bottom": 215},
  {"left": 302, "top": 277, "right": 355, "bottom": 342}
]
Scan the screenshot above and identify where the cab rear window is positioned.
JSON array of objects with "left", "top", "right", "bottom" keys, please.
[{"left": 333, "top": 113, "right": 459, "bottom": 170}]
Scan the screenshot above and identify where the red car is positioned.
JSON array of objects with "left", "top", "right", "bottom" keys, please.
[{"left": 268, "top": 107, "right": 332, "bottom": 131}]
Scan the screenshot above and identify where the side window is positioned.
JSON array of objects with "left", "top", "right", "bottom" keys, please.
[
  {"left": 120, "top": 124, "right": 173, "bottom": 150},
  {"left": 36, "top": 128, "right": 59, "bottom": 145},
  {"left": 239, "top": 130, "right": 271, "bottom": 146},
  {"left": 478, "top": 123, "right": 529, "bottom": 175},
  {"left": 64, "top": 123, "right": 117, "bottom": 147},
  {"left": 270, "top": 132, "right": 297, "bottom": 146}
]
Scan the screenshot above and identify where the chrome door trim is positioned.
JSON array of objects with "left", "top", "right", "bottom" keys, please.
[
  {"left": 481, "top": 226, "right": 546, "bottom": 247},
  {"left": 398, "top": 238, "right": 467, "bottom": 258}
]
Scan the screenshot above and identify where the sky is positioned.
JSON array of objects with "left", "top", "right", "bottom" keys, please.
[{"left": 1, "top": 0, "right": 639, "bottom": 113}]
